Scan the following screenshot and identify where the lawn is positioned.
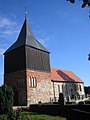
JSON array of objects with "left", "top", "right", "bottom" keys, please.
[{"left": 0, "top": 112, "right": 66, "bottom": 120}]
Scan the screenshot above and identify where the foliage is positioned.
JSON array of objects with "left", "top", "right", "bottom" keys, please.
[
  {"left": 88, "top": 97, "right": 90, "bottom": 100},
  {"left": 88, "top": 54, "right": 90, "bottom": 60},
  {"left": 84, "top": 97, "right": 90, "bottom": 104},
  {"left": 0, "top": 84, "right": 14, "bottom": 114},
  {"left": 0, "top": 112, "right": 66, "bottom": 120},
  {"left": 7, "top": 109, "right": 22, "bottom": 120},
  {"left": 0, "top": 114, "right": 7, "bottom": 120},
  {"left": 67, "top": 0, "right": 90, "bottom": 8}
]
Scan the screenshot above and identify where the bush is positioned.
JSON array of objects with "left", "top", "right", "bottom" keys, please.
[
  {"left": 7, "top": 108, "right": 22, "bottom": 120},
  {"left": 0, "top": 84, "right": 14, "bottom": 114},
  {"left": 78, "top": 101, "right": 85, "bottom": 105},
  {"left": 66, "top": 102, "right": 76, "bottom": 105},
  {"left": 85, "top": 101, "right": 90, "bottom": 104}
]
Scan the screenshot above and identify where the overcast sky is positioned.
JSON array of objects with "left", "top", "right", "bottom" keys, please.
[{"left": 0, "top": 0, "right": 90, "bottom": 86}]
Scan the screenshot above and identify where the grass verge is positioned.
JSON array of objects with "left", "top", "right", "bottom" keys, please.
[{"left": 0, "top": 112, "right": 66, "bottom": 120}]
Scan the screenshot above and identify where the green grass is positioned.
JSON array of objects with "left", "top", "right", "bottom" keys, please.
[
  {"left": 86, "top": 97, "right": 90, "bottom": 101},
  {"left": 0, "top": 112, "right": 66, "bottom": 120},
  {"left": 21, "top": 112, "right": 66, "bottom": 120}
]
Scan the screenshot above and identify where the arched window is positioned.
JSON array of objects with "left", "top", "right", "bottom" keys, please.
[
  {"left": 58, "top": 85, "right": 60, "bottom": 94},
  {"left": 33, "top": 77, "right": 37, "bottom": 87},
  {"left": 62, "top": 84, "right": 64, "bottom": 92},
  {"left": 79, "top": 85, "right": 82, "bottom": 92},
  {"left": 29, "top": 77, "right": 37, "bottom": 88},
  {"left": 31, "top": 77, "right": 34, "bottom": 87},
  {"left": 29, "top": 77, "right": 31, "bottom": 87}
]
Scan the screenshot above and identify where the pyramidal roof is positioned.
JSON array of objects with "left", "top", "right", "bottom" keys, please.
[{"left": 4, "top": 18, "right": 49, "bottom": 54}]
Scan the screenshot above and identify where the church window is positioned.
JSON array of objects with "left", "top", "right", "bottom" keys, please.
[
  {"left": 31, "top": 77, "right": 34, "bottom": 87},
  {"left": 29, "top": 77, "right": 37, "bottom": 88},
  {"left": 66, "top": 84, "right": 68, "bottom": 94},
  {"left": 79, "top": 85, "right": 82, "bottom": 92},
  {"left": 29, "top": 77, "right": 31, "bottom": 86},
  {"left": 33, "top": 77, "right": 37, "bottom": 87},
  {"left": 58, "top": 85, "right": 60, "bottom": 94},
  {"left": 62, "top": 84, "right": 64, "bottom": 92},
  {"left": 66, "top": 84, "right": 67, "bottom": 91}
]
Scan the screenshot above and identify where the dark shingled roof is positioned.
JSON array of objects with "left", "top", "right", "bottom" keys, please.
[{"left": 4, "top": 18, "right": 49, "bottom": 54}]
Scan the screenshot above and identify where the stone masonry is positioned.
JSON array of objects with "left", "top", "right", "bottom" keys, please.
[{"left": 26, "top": 69, "right": 52, "bottom": 105}]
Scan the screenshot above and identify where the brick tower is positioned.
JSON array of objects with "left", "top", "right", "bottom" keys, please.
[{"left": 4, "top": 18, "right": 51, "bottom": 106}]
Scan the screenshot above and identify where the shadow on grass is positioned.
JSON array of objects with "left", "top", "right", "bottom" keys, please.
[{"left": 29, "top": 104, "right": 90, "bottom": 120}]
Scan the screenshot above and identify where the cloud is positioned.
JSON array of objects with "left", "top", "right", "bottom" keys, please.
[
  {"left": 2, "top": 29, "right": 19, "bottom": 36},
  {"left": 0, "top": 17, "right": 19, "bottom": 37},
  {"left": 38, "top": 35, "right": 55, "bottom": 49},
  {"left": 38, "top": 38, "right": 48, "bottom": 47},
  {"left": 0, "top": 17, "right": 15, "bottom": 28}
]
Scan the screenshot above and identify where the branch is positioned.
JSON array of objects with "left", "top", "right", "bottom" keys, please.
[
  {"left": 67, "top": 0, "right": 90, "bottom": 8},
  {"left": 88, "top": 54, "right": 90, "bottom": 60}
]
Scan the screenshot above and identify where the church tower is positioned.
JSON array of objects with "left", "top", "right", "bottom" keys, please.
[{"left": 4, "top": 18, "right": 51, "bottom": 106}]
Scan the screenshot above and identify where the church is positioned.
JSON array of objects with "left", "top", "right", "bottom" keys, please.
[{"left": 4, "top": 18, "right": 85, "bottom": 106}]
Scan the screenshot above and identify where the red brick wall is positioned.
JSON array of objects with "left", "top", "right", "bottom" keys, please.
[
  {"left": 4, "top": 70, "right": 27, "bottom": 106},
  {"left": 4, "top": 69, "right": 52, "bottom": 106},
  {"left": 26, "top": 69, "right": 52, "bottom": 105}
]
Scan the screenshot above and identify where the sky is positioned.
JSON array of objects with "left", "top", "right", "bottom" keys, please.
[{"left": 0, "top": 0, "right": 90, "bottom": 86}]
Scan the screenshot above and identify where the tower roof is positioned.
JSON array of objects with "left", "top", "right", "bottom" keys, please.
[{"left": 4, "top": 18, "right": 49, "bottom": 54}]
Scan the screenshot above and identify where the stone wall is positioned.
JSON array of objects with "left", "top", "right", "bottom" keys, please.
[
  {"left": 26, "top": 69, "right": 52, "bottom": 106},
  {"left": 51, "top": 81, "right": 85, "bottom": 102}
]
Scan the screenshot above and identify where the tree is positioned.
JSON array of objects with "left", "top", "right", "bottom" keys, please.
[
  {"left": 67, "top": 0, "right": 90, "bottom": 8},
  {"left": 88, "top": 54, "right": 90, "bottom": 60},
  {"left": 0, "top": 84, "right": 14, "bottom": 114}
]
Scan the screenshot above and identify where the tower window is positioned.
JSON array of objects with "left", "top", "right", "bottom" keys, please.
[{"left": 29, "top": 77, "right": 37, "bottom": 88}]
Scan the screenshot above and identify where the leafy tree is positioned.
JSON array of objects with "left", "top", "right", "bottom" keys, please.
[
  {"left": 88, "top": 54, "right": 90, "bottom": 60},
  {"left": 67, "top": 0, "right": 90, "bottom": 8},
  {"left": 0, "top": 84, "right": 14, "bottom": 114}
]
